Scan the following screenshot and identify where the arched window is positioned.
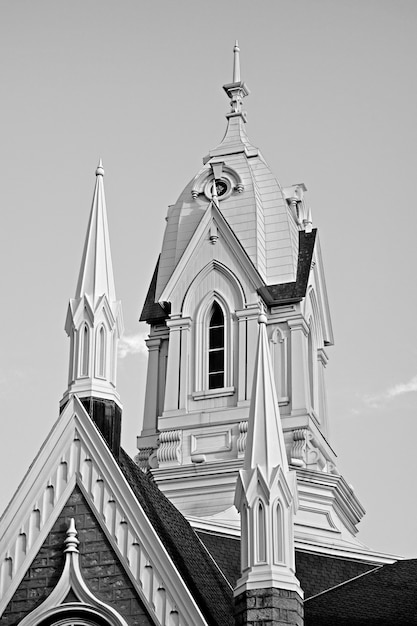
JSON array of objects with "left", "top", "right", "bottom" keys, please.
[
  {"left": 208, "top": 302, "right": 225, "bottom": 389},
  {"left": 256, "top": 500, "right": 266, "bottom": 563},
  {"left": 96, "top": 326, "right": 106, "bottom": 378},
  {"left": 274, "top": 501, "right": 284, "bottom": 564},
  {"left": 80, "top": 325, "right": 89, "bottom": 377}
]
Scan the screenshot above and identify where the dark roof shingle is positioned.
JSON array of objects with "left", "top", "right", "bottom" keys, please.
[{"left": 118, "top": 450, "right": 234, "bottom": 626}]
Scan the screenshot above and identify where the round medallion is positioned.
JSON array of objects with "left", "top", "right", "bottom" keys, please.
[{"left": 215, "top": 179, "right": 228, "bottom": 197}]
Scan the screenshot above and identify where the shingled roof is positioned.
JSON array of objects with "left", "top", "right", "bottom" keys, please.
[
  {"left": 304, "top": 558, "right": 417, "bottom": 625},
  {"left": 258, "top": 229, "right": 317, "bottom": 305},
  {"left": 118, "top": 450, "right": 234, "bottom": 626},
  {"left": 139, "top": 256, "right": 170, "bottom": 324},
  {"left": 196, "top": 531, "right": 377, "bottom": 604}
]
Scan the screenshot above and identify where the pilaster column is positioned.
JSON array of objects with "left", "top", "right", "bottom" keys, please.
[
  {"left": 163, "top": 316, "right": 191, "bottom": 414},
  {"left": 317, "top": 347, "right": 329, "bottom": 436},
  {"left": 178, "top": 317, "right": 192, "bottom": 410},
  {"left": 142, "top": 337, "right": 161, "bottom": 436},
  {"left": 236, "top": 309, "right": 248, "bottom": 404},
  {"left": 246, "top": 305, "right": 263, "bottom": 403},
  {"left": 287, "top": 317, "right": 309, "bottom": 416}
]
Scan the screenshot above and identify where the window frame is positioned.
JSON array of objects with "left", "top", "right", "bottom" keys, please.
[{"left": 192, "top": 294, "right": 235, "bottom": 400}]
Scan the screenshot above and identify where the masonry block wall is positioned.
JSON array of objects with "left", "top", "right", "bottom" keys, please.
[
  {"left": 1, "top": 486, "right": 153, "bottom": 626},
  {"left": 234, "top": 588, "right": 304, "bottom": 626}
]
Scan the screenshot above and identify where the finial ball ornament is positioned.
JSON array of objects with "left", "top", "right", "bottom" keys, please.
[
  {"left": 258, "top": 313, "right": 267, "bottom": 325},
  {"left": 96, "top": 159, "right": 104, "bottom": 177}
]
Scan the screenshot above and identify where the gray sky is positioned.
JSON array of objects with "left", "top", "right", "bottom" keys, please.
[{"left": 0, "top": 0, "right": 416, "bottom": 558}]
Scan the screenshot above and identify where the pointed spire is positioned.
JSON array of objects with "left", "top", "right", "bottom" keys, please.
[
  {"left": 75, "top": 159, "right": 116, "bottom": 306},
  {"left": 61, "top": 162, "right": 124, "bottom": 446},
  {"left": 234, "top": 314, "right": 302, "bottom": 603},
  {"left": 244, "top": 313, "right": 288, "bottom": 476},
  {"left": 223, "top": 41, "right": 250, "bottom": 119}
]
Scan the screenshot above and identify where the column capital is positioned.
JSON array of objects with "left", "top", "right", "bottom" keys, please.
[
  {"left": 287, "top": 316, "right": 309, "bottom": 336},
  {"left": 145, "top": 336, "right": 162, "bottom": 351},
  {"left": 166, "top": 315, "right": 192, "bottom": 331},
  {"left": 235, "top": 304, "right": 263, "bottom": 321}
]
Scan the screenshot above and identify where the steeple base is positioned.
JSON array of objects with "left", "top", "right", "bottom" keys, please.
[
  {"left": 60, "top": 396, "right": 122, "bottom": 457},
  {"left": 80, "top": 397, "right": 121, "bottom": 457},
  {"left": 234, "top": 588, "right": 303, "bottom": 626}
]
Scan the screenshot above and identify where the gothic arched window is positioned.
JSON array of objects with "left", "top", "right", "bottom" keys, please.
[
  {"left": 256, "top": 500, "right": 267, "bottom": 563},
  {"left": 274, "top": 501, "right": 284, "bottom": 564},
  {"left": 96, "top": 326, "right": 106, "bottom": 378},
  {"left": 208, "top": 302, "right": 225, "bottom": 389},
  {"left": 80, "top": 324, "right": 90, "bottom": 377}
]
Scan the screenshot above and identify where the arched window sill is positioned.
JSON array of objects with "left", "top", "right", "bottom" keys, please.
[{"left": 192, "top": 386, "right": 235, "bottom": 401}]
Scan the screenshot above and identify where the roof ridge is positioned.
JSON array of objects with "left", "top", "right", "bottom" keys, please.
[{"left": 304, "top": 564, "right": 383, "bottom": 602}]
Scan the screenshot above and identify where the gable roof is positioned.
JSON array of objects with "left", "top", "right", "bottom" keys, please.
[
  {"left": 157, "top": 200, "right": 264, "bottom": 308},
  {"left": 0, "top": 397, "right": 233, "bottom": 626}
]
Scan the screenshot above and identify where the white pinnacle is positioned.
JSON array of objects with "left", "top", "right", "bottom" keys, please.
[
  {"left": 75, "top": 159, "right": 116, "bottom": 305},
  {"left": 244, "top": 313, "right": 289, "bottom": 477}
]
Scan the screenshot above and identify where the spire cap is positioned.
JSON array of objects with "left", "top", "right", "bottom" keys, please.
[
  {"left": 96, "top": 158, "right": 104, "bottom": 177},
  {"left": 75, "top": 161, "right": 117, "bottom": 305},
  {"left": 223, "top": 41, "right": 250, "bottom": 118}
]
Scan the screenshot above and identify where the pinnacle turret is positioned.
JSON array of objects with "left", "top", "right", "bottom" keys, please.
[
  {"left": 234, "top": 314, "right": 302, "bottom": 602},
  {"left": 243, "top": 313, "right": 288, "bottom": 477},
  {"left": 75, "top": 159, "right": 117, "bottom": 306},
  {"left": 61, "top": 162, "right": 123, "bottom": 454}
]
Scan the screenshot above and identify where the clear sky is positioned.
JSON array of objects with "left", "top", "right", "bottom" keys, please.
[{"left": 0, "top": 0, "right": 416, "bottom": 558}]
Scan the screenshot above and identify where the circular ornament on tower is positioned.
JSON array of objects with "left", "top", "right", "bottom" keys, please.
[{"left": 204, "top": 177, "right": 232, "bottom": 201}]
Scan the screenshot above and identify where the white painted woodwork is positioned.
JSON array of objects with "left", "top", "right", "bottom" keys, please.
[
  {"left": 0, "top": 396, "right": 209, "bottom": 626},
  {"left": 61, "top": 163, "right": 123, "bottom": 409}
]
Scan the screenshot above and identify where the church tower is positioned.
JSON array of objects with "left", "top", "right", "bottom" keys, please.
[
  {"left": 60, "top": 160, "right": 124, "bottom": 455},
  {"left": 138, "top": 44, "right": 366, "bottom": 557}
]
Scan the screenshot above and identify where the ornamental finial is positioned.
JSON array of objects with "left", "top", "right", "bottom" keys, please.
[
  {"left": 64, "top": 518, "right": 80, "bottom": 553},
  {"left": 223, "top": 42, "right": 250, "bottom": 118},
  {"left": 233, "top": 40, "right": 240, "bottom": 82},
  {"left": 96, "top": 158, "right": 104, "bottom": 177}
]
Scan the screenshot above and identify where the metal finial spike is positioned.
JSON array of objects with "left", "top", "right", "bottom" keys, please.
[
  {"left": 96, "top": 158, "right": 104, "bottom": 177},
  {"left": 233, "top": 41, "right": 241, "bottom": 83}
]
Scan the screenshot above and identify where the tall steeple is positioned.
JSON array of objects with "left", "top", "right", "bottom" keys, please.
[
  {"left": 234, "top": 314, "right": 303, "bottom": 625},
  {"left": 139, "top": 44, "right": 366, "bottom": 563},
  {"left": 60, "top": 161, "right": 124, "bottom": 455}
]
